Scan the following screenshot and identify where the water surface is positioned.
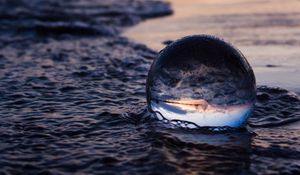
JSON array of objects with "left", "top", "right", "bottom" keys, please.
[{"left": 0, "top": 0, "right": 299, "bottom": 174}]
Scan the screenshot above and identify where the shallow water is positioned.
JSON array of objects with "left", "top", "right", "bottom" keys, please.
[
  {"left": 124, "top": 0, "right": 300, "bottom": 93},
  {"left": 0, "top": 0, "right": 300, "bottom": 174}
]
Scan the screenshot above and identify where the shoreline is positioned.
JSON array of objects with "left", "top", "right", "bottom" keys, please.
[
  {"left": 124, "top": 0, "right": 300, "bottom": 93},
  {"left": 0, "top": 1, "right": 299, "bottom": 174}
]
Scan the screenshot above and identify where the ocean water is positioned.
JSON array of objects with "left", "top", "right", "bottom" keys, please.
[{"left": 0, "top": 0, "right": 299, "bottom": 174}]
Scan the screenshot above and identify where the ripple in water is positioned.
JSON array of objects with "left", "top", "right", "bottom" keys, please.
[
  {"left": 146, "top": 35, "right": 256, "bottom": 129},
  {"left": 1, "top": 0, "right": 300, "bottom": 174}
]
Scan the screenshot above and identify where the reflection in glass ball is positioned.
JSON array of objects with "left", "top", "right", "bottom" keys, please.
[{"left": 146, "top": 35, "right": 256, "bottom": 129}]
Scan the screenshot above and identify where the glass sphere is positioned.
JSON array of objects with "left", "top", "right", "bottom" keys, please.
[{"left": 146, "top": 35, "right": 256, "bottom": 128}]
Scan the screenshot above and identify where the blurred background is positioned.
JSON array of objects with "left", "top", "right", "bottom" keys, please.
[
  {"left": 124, "top": 0, "right": 300, "bottom": 93},
  {"left": 0, "top": 0, "right": 299, "bottom": 174}
]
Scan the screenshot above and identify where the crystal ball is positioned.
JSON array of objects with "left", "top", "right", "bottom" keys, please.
[{"left": 146, "top": 35, "right": 256, "bottom": 128}]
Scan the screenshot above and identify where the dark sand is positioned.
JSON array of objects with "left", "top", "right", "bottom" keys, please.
[{"left": 0, "top": 0, "right": 299, "bottom": 174}]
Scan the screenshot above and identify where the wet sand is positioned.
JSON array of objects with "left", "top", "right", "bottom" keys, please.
[
  {"left": 0, "top": 0, "right": 299, "bottom": 174},
  {"left": 124, "top": 0, "right": 300, "bottom": 93}
]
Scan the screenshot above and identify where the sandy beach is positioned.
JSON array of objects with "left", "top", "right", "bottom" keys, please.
[
  {"left": 124, "top": 0, "right": 300, "bottom": 93},
  {"left": 0, "top": 0, "right": 299, "bottom": 174}
]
